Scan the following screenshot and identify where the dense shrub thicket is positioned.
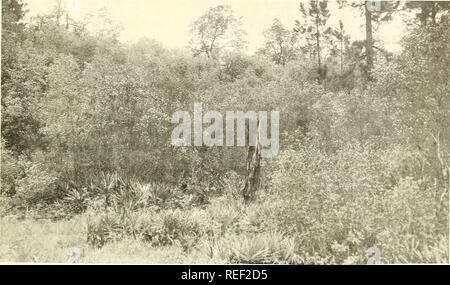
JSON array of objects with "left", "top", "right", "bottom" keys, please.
[{"left": 1, "top": 1, "right": 448, "bottom": 263}]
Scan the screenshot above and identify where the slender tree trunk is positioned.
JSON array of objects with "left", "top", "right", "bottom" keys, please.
[
  {"left": 365, "top": 1, "right": 373, "bottom": 81},
  {"left": 315, "top": 15, "right": 322, "bottom": 84},
  {"left": 340, "top": 35, "right": 344, "bottom": 75}
]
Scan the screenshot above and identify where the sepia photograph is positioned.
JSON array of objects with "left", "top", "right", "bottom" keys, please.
[{"left": 0, "top": 0, "right": 449, "bottom": 268}]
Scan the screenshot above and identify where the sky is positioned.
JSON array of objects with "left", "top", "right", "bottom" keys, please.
[{"left": 22, "top": 0, "right": 407, "bottom": 53}]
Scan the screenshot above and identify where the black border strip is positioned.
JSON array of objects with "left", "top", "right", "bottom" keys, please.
[{"left": 1, "top": 264, "right": 448, "bottom": 284}]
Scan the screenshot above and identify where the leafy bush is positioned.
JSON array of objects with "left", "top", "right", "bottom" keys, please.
[
  {"left": 14, "top": 160, "right": 59, "bottom": 208},
  {"left": 266, "top": 139, "right": 448, "bottom": 264},
  {"left": 0, "top": 139, "right": 23, "bottom": 196},
  {"left": 198, "top": 231, "right": 302, "bottom": 264},
  {"left": 87, "top": 211, "right": 125, "bottom": 248},
  {"left": 86, "top": 206, "right": 210, "bottom": 251},
  {"left": 139, "top": 209, "right": 207, "bottom": 250}
]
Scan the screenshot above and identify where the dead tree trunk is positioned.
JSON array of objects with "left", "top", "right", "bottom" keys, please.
[{"left": 242, "top": 120, "right": 261, "bottom": 203}]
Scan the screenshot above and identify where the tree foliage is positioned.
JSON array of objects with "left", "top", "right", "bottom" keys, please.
[{"left": 189, "top": 5, "right": 247, "bottom": 60}]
